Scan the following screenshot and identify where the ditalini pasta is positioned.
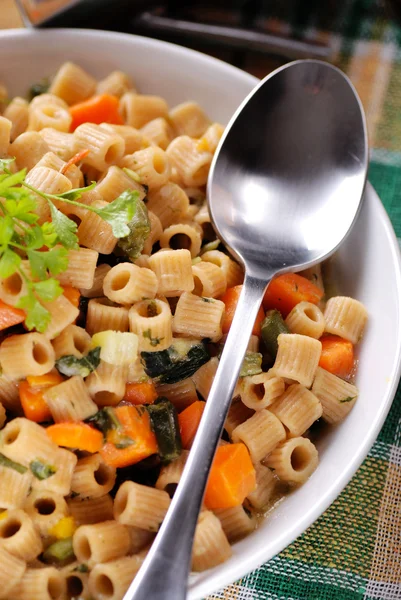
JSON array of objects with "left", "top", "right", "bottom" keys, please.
[{"left": 0, "top": 61, "right": 368, "bottom": 594}]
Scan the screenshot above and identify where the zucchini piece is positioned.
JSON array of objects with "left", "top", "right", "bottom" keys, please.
[
  {"left": 42, "top": 537, "right": 74, "bottom": 564},
  {"left": 240, "top": 352, "right": 263, "bottom": 377},
  {"left": 261, "top": 310, "right": 290, "bottom": 358},
  {"left": 147, "top": 398, "right": 181, "bottom": 463},
  {"left": 141, "top": 340, "right": 209, "bottom": 384}
]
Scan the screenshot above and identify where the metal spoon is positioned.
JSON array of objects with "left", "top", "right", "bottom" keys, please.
[{"left": 123, "top": 59, "right": 368, "bottom": 600}]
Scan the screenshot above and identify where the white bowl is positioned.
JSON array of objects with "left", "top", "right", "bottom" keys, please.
[{"left": 1, "top": 28, "right": 401, "bottom": 599}]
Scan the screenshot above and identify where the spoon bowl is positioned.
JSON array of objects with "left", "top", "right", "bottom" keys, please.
[
  {"left": 208, "top": 59, "right": 368, "bottom": 277},
  {"left": 124, "top": 59, "right": 368, "bottom": 600}
]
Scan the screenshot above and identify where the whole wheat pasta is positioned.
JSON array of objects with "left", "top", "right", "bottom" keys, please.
[
  {"left": 55, "top": 247, "right": 98, "bottom": 289},
  {"left": 74, "top": 123, "right": 125, "bottom": 171},
  {"left": 3, "top": 97, "right": 29, "bottom": 141},
  {"left": 160, "top": 222, "right": 203, "bottom": 258},
  {"left": 10, "top": 131, "right": 50, "bottom": 171},
  {"left": 85, "top": 361, "right": 129, "bottom": 407},
  {"left": 100, "top": 123, "right": 145, "bottom": 154},
  {"left": 51, "top": 324, "right": 92, "bottom": 360},
  {"left": 86, "top": 298, "right": 129, "bottom": 335},
  {"left": 0, "top": 545, "right": 26, "bottom": 599},
  {"left": 73, "top": 520, "right": 130, "bottom": 567},
  {"left": 192, "top": 511, "right": 232, "bottom": 571},
  {"left": 155, "top": 378, "right": 198, "bottom": 411},
  {"left": 36, "top": 151, "right": 83, "bottom": 188},
  {"left": 96, "top": 70, "right": 134, "bottom": 97},
  {"left": 155, "top": 450, "right": 189, "bottom": 493},
  {"left": 0, "top": 465, "right": 32, "bottom": 510},
  {"left": 0, "top": 418, "right": 57, "bottom": 466},
  {"left": 0, "top": 333, "right": 55, "bottom": 379},
  {"left": 265, "top": 437, "right": 319, "bottom": 485},
  {"left": 80, "top": 263, "right": 111, "bottom": 298},
  {"left": 96, "top": 165, "right": 146, "bottom": 203},
  {"left": 285, "top": 301, "right": 325, "bottom": 338},
  {"left": 191, "top": 357, "right": 219, "bottom": 401},
  {"left": 44, "top": 376, "right": 97, "bottom": 422},
  {"left": 103, "top": 263, "right": 158, "bottom": 305},
  {"left": 129, "top": 298, "right": 173, "bottom": 352},
  {"left": 41, "top": 294, "right": 80, "bottom": 341},
  {"left": 201, "top": 250, "right": 244, "bottom": 288},
  {"left": 232, "top": 410, "right": 286, "bottom": 463},
  {"left": 127, "top": 527, "right": 155, "bottom": 555},
  {"left": 0, "top": 272, "right": 27, "bottom": 309},
  {"left": 88, "top": 555, "right": 144, "bottom": 600},
  {"left": 114, "top": 481, "right": 170, "bottom": 532},
  {"left": 141, "top": 211, "right": 163, "bottom": 255},
  {"left": 30, "top": 93, "right": 68, "bottom": 110},
  {"left": 146, "top": 182, "right": 190, "bottom": 228},
  {"left": 140, "top": 117, "right": 174, "bottom": 149},
  {"left": 31, "top": 447, "right": 77, "bottom": 497},
  {"left": 39, "top": 128, "right": 75, "bottom": 161},
  {"left": 173, "top": 292, "right": 225, "bottom": 342},
  {"left": 169, "top": 101, "right": 210, "bottom": 137},
  {"left": 0, "top": 509, "right": 42, "bottom": 561},
  {"left": 192, "top": 260, "right": 227, "bottom": 298},
  {"left": 60, "top": 564, "right": 89, "bottom": 600},
  {"left": 240, "top": 372, "right": 285, "bottom": 411},
  {"left": 214, "top": 505, "right": 256, "bottom": 542},
  {"left": 311, "top": 366, "right": 359, "bottom": 424},
  {"left": 120, "top": 146, "right": 170, "bottom": 189},
  {"left": 24, "top": 490, "right": 69, "bottom": 536},
  {"left": 246, "top": 462, "right": 277, "bottom": 510},
  {"left": 12, "top": 566, "right": 65, "bottom": 600},
  {"left": 120, "top": 93, "right": 169, "bottom": 128},
  {"left": 25, "top": 165, "right": 72, "bottom": 195},
  {"left": 71, "top": 454, "right": 116, "bottom": 499},
  {"left": 67, "top": 494, "right": 114, "bottom": 526},
  {"left": 148, "top": 249, "right": 194, "bottom": 297},
  {"left": 127, "top": 356, "right": 148, "bottom": 383},
  {"left": 270, "top": 383, "right": 322, "bottom": 437},
  {"left": 28, "top": 103, "right": 72, "bottom": 133},
  {"left": 273, "top": 333, "right": 322, "bottom": 388},
  {"left": 324, "top": 296, "right": 368, "bottom": 343},
  {"left": 166, "top": 135, "right": 212, "bottom": 187},
  {"left": 0, "top": 402, "right": 6, "bottom": 429},
  {"left": 0, "top": 376, "right": 21, "bottom": 413},
  {"left": 49, "top": 62, "right": 96, "bottom": 105},
  {"left": 224, "top": 399, "right": 254, "bottom": 438},
  {"left": 77, "top": 199, "right": 118, "bottom": 254}
]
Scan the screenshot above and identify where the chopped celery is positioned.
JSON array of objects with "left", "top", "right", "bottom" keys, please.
[{"left": 42, "top": 537, "right": 74, "bottom": 563}]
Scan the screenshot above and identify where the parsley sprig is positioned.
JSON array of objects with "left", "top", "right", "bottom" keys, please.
[{"left": 0, "top": 158, "right": 138, "bottom": 332}]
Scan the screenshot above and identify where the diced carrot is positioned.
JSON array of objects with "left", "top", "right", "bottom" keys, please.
[
  {"left": 204, "top": 443, "right": 256, "bottom": 509},
  {"left": 19, "top": 381, "right": 52, "bottom": 423},
  {"left": 62, "top": 286, "right": 81, "bottom": 309},
  {"left": 69, "top": 94, "right": 124, "bottom": 131},
  {"left": 60, "top": 149, "right": 90, "bottom": 174},
  {"left": 0, "top": 300, "right": 25, "bottom": 331},
  {"left": 100, "top": 406, "right": 158, "bottom": 468},
  {"left": 46, "top": 422, "right": 103, "bottom": 453},
  {"left": 263, "top": 273, "right": 323, "bottom": 317},
  {"left": 178, "top": 401, "right": 205, "bottom": 449},
  {"left": 319, "top": 335, "right": 354, "bottom": 379},
  {"left": 26, "top": 371, "right": 64, "bottom": 389},
  {"left": 124, "top": 381, "right": 158, "bottom": 406},
  {"left": 20, "top": 370, "right": 64, "bottom": 422},
  {"left": 220, "top": 285, "right": 265, "bottom": 336}
]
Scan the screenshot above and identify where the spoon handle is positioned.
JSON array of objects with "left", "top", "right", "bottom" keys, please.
[{"left": 123, "top": 273, "right": 268, "bottom": 600}]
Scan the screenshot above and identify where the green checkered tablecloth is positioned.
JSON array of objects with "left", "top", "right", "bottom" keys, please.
[{"left": 207, "top": 5, "right": 401, "bottom": 600}]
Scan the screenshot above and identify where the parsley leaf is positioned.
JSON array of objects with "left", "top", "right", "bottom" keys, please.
[
  {"left": 17, "top": 292, "right": 51, "bottom": 333},
  {"left": 0, "top": 249, "right": 21, "bottom": 278},
  {"left": 49, "top": 202, "right": 79, "bottom": 249},
  {"left": 93, "top": 190, "right": 138, "bottom": 238},
  {"left": 33, "top": 279, "right": 63, "bottom": 302}
]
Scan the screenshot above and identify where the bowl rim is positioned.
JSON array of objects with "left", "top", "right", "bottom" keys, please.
[{"left": 1, "top": 27, "right": 401, "bottom": 598}]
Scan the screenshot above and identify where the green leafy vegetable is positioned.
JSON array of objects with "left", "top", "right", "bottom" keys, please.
[
  {"left": 340, "top": 396, "right": 356, "bottom": 403},
  {"left": 86, "top": 407, "right": 121, "bottom": 435},
  {"left": 56, "top": 347, "right": 101, "bottom": 378},
  {"left": 42, "top": 537, "right": 75, "bottom": 563},
  {"left": 73, "top": 564, "right": 89, "bottom": 573},
  {"left": 117, "top": 196, "right": 150, "bottom": 259},
  {"left": 29, "top": 78, "right": 49, "bottom": 100},
  {"left": 30, "top": 460, "right": 57, "bottom": 480},
  {"left": 0, "top": 452, "right": 27, "bottom": 474},
  {"left": 147, "top": 398, "right": 182, "bottom": 463},
  {"left": 0, "top": 161, "right": 138, "bottom": 332},
  {"left": 141, "top": 340, "right": 210, "bottom": 384},
  {"left": 143, "top": 329, "right": 163, "bottom": 347},
  {"left": 240, "top": 352, "right": 263, "bottom": 377}
]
